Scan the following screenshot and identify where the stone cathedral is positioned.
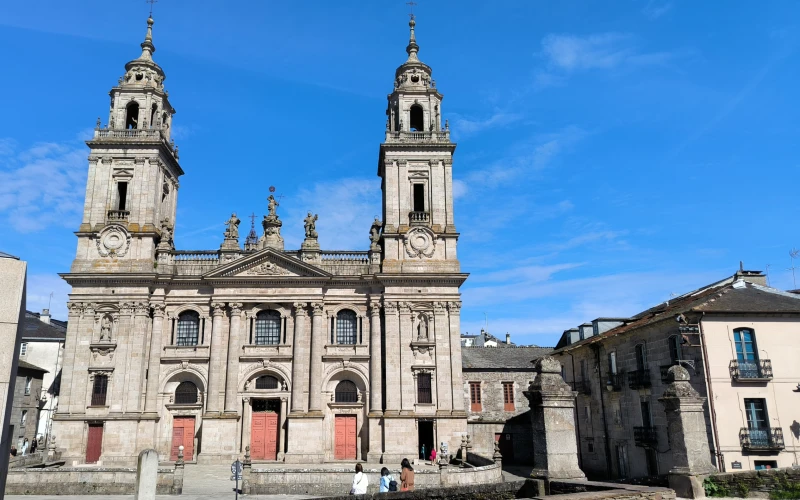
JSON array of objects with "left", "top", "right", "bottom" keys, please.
[{"left": 53, "top": 14, "right": 468, "bottom": 466}]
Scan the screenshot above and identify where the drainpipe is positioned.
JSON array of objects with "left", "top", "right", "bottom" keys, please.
[
  {"left": 568, "top": 351, "right": 582, "bottom": 469},
  {"left": 591, "top": 344, "right": 613, "bottom": 478},
  {"left": 697, "top": 314, "right": 724, "bottom": 471}
]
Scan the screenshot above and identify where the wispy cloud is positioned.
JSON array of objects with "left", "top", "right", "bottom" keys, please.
[
  {"left": 451, "top": 112, "right": 523, "bottom": 138},
  {"left": 0, "top": 139, "right": 88, "bottom": 233},
  {"left": 642, "top": 1, "right": 673, "bottom": 20},
  {"left": 26, "top": 273, "right": 72, "bottom": 320}
]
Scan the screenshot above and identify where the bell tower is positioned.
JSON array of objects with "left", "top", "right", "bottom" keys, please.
[
  {"left": 378, "top": 15, "right": 459, "bottom": 273},
  {"left": 72, "top": 16, "right": 183, "bottom": 273}
]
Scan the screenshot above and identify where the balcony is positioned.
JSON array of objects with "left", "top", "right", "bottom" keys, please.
[
  {"left": 92, "top": 128, "right": 178, "bottom": 158},
  {"left": 740, "top": 427, "right": 784, "bottom": 451},
  {"left": 107, "top": 210, "right": 129, "bottom": 222},
  {"left": 571, "top": 380, "right": 592, "bottom": 396},
  {"left": 409, "top": 211, "right": 430, "bottom": 225},
  {"left": 384, "top": 130, "right": 451, "bottom": 143},
  {"left": 628, "top": 369, "right": 652, "bottom": 390},
  {"left": 729, "top": 360, "right": 773, "bottom": 382},
  {"left": 633, "top": 426, "right": 658, "bottom": 447},
  {"left": 606, "top": 372, "right": 624, "bottom": 391}
]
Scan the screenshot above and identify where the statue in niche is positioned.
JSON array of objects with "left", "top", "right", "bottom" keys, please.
[
  {"left": 267, "top": 195, "right": 279, "bottom": 217},
  {"left": 417, "top": 314, "right": 429, "bottom": 341},
  {"left": 304, "top": 212, "right": 318, "bottom": 239},
  {"left": 224, "top": 213, "right": 240, "bottom": 239},
  {"left": 281, "top": 380, "right": 288, "bottom": 391},
  {"left": 100, "top": 315, "right": 112, "bottom": 341}
]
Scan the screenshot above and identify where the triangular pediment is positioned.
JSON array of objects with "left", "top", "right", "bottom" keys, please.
[{"left": 203, "top": 248, "right": 331, "bottom": 279}]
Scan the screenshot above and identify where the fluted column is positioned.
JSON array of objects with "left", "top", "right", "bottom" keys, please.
[
  {"left": 144, "top": 303, "right": 166, "bottom": 413},
  {"left": 369, "top": 300, "right": 383, "bottom": 414},
  {"left": 448, "top": 301, "right": 465, "bottom": 412},
  {"left": 224, "top": 303, "right": 244, "bottom": 413},
  {"left": 383, "top": 302, "right": 401, "bottom": 413},
  {"left": 290, "top": 303, "right": 308, "bottom": 413},
  {"left": 308, "top": 302, "right": 325, "bottom": 413},
  {"left": 206, "top": 302, "right": 226, "bottom": 413}
]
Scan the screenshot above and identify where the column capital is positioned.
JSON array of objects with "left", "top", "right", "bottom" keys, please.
[
  {"left": 66, "top": 301, "right": 84, "bottom": 316},
  {"left": 211, "top": 302, "right": 227, "bottom": 317},
  {"left": 310, "top": 302, "right": 325, "bottom": 316},
  {"left": 150, "top": 303, "right": 166, "bottom": 318},
  {"left": 398, "top": 301, "right": 413, "bottom": 315},
  {"left": 383, "top": 301, "right": 398, "bottom": 313},
  {"left": 134, "top": 301, "right": 150, "bottom": 317},
  {"left": 369, "top": 301, "right": 382, "bottom": 316},
  {"left": 242, "top": 397, "right": 250, "bottom": 404},
  {"left": 447, "top": 301, "right": 461, "bottom": 315},
  {"left": 228, "top": 302, "right": 244, "bottom": 315},
  {"left": 293, "top": 302, "right": 308, "bottom": 317},
  {"left": 433, "top": 301, "right": 447, "bottom": 313}
]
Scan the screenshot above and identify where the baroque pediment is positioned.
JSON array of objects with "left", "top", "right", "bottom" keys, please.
[{"left": 204, "top": 248, "right": 331, "bottom": 279}]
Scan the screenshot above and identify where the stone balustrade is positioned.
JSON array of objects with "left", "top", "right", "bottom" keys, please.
[{"left": 384, "top": 130, "right": 451, "bottom": 143}]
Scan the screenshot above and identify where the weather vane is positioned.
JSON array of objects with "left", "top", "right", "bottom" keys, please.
[
  {"left": 146, "top": 0, "right": 158, "bottom": 17},
  {"left": 406, "top": 0, "right": 417, "bottom": 18}
]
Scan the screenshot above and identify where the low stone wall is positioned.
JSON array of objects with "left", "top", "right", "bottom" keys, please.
[
  {"left": 8, "top": 452, "right": 45, "bottom": 468},
  {"left": 248, "top": 462, "right": 503, "bottom": 496},
  {"left": 703, "top": 467, "right": 800, "bottom": 498},
  {"left": 548, "top": 479, "right": 675, "bottom": 500},
  {"left": 318, "top": 479, "right": 539, "bottom": 500},
  {"left": 4, "top": 466, "right": 179, "bottom": 495}
]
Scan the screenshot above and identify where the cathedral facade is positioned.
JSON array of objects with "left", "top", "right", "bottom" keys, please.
[{"left": 53, "top": 14, "right": 468, "bottom": 465}]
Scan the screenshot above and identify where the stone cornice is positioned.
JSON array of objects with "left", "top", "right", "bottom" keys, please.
[{"left": 376, "top": 273, "right": 469, "bottom": 287}]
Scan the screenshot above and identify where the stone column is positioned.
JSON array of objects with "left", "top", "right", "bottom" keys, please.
[
  {"left": 525, "top": 356, "right": 586, "bottom": 481},
  {"left": 383, "top": 302, "right": 401, "bottom": 414},
  {"left": 144, "top": 304, "right": 165, "bottom": 413},
  {"left": 242, "top": 397, "right": 252, "bottom": 453},
  {"left": 369, "top": 301, "right": 383, "bottom": 414},
  {"left": 126, "top": 302, "right": 151, "bottom": 412},
  {"left": 448, "top": 302, "right": 465, "bottom": 413},
  {"left": 399, "top": 302, "right": 414, "bottom": 413},
  {"left": 278, "top": 397, "right": 288, "bottom": 460},
  {"left": 224, "top": 303, "right": 243, "bottom": 413},
  {"left": 433, "top": 302, "right": 452, "bottom": 413},
  {"left": 659, "top": 365, "right": 716, "bottom": 499},
  {"left": 206, "top": 302, "right": 226, "bottom": 413},
  {"left": 290, "top": 303, "right": 308, "bottom": 413},
  {"left": 308, "top": 302, "right": 324, "bottom": 413}
]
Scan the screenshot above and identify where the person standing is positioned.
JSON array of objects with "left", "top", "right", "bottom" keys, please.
[
  {"left": 430, "top": 446, "right": 437, "bottom": 463},
  {"left": 21, "top": 439, "right": 28, "bottom": 456},
  {"left": 30, "top": 438, "right": 37, "bottom": 454},
  {"left": 350, "top": 463, "right": 368, "bottom": 495},
  {"left": 420, "top": 443, "right": 426, "bottom": 461},
  {"left": 400, "top": 458, "right": 415, "bottom": 492},
  {"left": 379, "top": 467, "right": 395, "bottom": 493}
]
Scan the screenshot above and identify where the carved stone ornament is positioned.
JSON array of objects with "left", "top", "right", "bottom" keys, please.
[
  {"left": 243, "top": 260, "right": 289, "bottom": 276},
  {"left": 403, "top": 227, "right": 436, "bottom": 258},
  {"left": 96, "top": 224, "right": 131, "bottom": 257}
]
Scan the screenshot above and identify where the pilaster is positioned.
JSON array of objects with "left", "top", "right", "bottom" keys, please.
[
  {"left": 447, "top": 301, "right": 465, "bottom": 413},
  {"left": 383, "top": 301, "right": 401, "bottom": 414},
  {"left": 206, "top": 302, "right": 226, "bottom": 414},
  {"left": 290, "top": 303, "right": 308, "bottom": 413},
  {"left": 144, "top": 303, "right": 165, "bottom": 413},
  {"left": 368, "top": 300, "right": 383, "bottom": 416},
  {"left": 432, "top": 301, "right": 452, "bottom": 412},
  {"left": 307, "top": 302, "right": 324, "bottom": 414},
  {"left": 224, "top": 303, "right": 243, "bottom": 413}
]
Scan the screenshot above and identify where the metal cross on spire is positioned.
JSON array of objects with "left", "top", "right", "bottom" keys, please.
[
  {"left": 406, "top": 0, "right": 417, "bottom": 19},
  {"left": 249, "top": 212, "right": 256, "bottom": 227},
  {"left": 146, "top": 0, "right": 158, "bottom": 17}
]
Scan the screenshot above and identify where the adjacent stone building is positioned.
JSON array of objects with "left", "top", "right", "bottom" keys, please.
[
  {"left": 461, "top": 346, "right": 553, "bottom": 463},
  {"left": 11, "top": 360, "right": 47, "bottom": 452},
  {"left": 552, "top": 269, "right": 800, "bottom": 479},
  {"left": 53, "top": 14, "right": 469, "bottom": 466}
]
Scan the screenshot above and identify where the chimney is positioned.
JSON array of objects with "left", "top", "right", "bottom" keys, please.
[
  {"left": 505, "top": 333, "right": 511, "bottom": 345},
  {"left": 40, "top": 308, "right": 51, "bottom": 324}
]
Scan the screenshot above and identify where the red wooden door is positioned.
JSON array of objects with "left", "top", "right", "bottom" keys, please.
[
  {"left": 85, "top": 424, "right": 103, "bottom": 463},
  {"left": 251, "top": 412, "right": 279, "bottom": 460},
  {"left": 334, "top": 415, "right": 357, "bottom": 460},
  {"left": 170, "top": 417, "right": 195, "bottom": 461}
]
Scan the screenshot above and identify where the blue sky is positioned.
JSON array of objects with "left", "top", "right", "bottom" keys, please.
[{"left": 1, "top": 1, "right": 798, "bottom": 347}]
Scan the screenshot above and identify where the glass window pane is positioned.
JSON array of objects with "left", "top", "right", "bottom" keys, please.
[
  {"left": 176, "top": 312, "right": 199, "bottom": 346},
  {"left": 336, "top": 310, "right": 357, "bottom": 345},
  {"left": 255, "top": 310, "right": 281, "bottom": 345}
]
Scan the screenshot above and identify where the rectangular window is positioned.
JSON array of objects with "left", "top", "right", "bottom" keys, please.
[
  {"left": 586, "top": 438, "right": 595, "bottom": 453},
  {"left": 469, "top": 382, "right": 482, "bottom": 412},
  {"left": 580, "top": 359, "right": 587, "bottom": 381},
  {"left": 20, "top": 343, "right": 27, "bottom": 356},
  {"left": 20, "top": 410, "right": 27, "bottom": 427},
  {"left": 116, "top": 182, "right": 128, "bottom": 211},
  {"left": 24, "top": 376, "right": 32, "bottom": 395},
  {"left": 635, "top": 343, "right": 648, "bottom": 371},
  {"left": 744, "top": 398, "right": 767, "bottom": 429},
  {"left": 754, "top": 460, "right": 778, "bottom": 470},
  {"left": 413, "top": 183, "right": 425, "bottom": 212},
  {"left": 608, "top": 351, "right": 617, "bottom": 374},
  {"left": 668, "top": 335, "right": 682, "bottom": 364},
  {"left": 640, "top": 399, "right": 652, "bottom": 427},
  {"left": 417, "top": 373, "right": 432, "bottom": 404},
  {"left": 734, "top": 329, "right": 757, "bottom": 362},
  {"left": 502, "top": 382, "right": 514, "bottom": 411},
  {"left": 91, "top": 374, "right": 108, "bottom": 406}
]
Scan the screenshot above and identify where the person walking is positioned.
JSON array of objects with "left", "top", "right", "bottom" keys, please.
[
  {"left": 21, "top": 439, "right": 28, "bottom": 456},
  {"left": 30, "top": 438, "right": 37, "bottom": 454},
  {"left": 400, "top": 458, "right": 415, "bottom": 492},
  {"left": 430, "top": 446, "right": 437, "bottom": 463},
  {"left": 350, "top": 463, "right": 368, "bottom": 495},
  {"left": 379, "top": 467, "right": 396, "bottom": 493}
]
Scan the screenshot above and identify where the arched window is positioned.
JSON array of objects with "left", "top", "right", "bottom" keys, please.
[
  {"left": 175, "top": 381, "right": 198, "bottom": 404},
  {"left": 410, "top": 105, "right": 424, "bottom": 131},
  {"left": 255, "top": 310, "right": 281, "bottom": 345},
  {"left": 176, "top": 311, "right": 200, "bottom": 346},
  {"left": 335, "top": 380, "right": 358, "bottom": 403},
  {"left": 255, "top": 375, "right": 279, "bottom": 390},
  {"left": 150, "top": 103, "right": 158, "bottom": 128},
  {"left": 336, "top": 310, "right": 357, "bottom": 345},
  {"left": 125, "top": 102, "right": 140, "bottom": 129}
]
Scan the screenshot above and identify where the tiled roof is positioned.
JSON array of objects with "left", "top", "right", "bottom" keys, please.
[
  {"left": 462, "top": 346, "right": 554, "bottom": 370},
  {"left": 17, "top": 360, "right": 48, "bottom": 373},
  {"left": 23, "top": 314, "right": 67, "bottom": 340}
]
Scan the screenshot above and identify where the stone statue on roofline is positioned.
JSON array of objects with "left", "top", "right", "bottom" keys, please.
[
  {"left": 224, "top": 213, "right": 240, "bottom": 240},
  {"left": 304, "top": 212, "right": 318, "bottom": 239},
  {"left": 267, "top": 195, "right": 279, "bottom": 217}
]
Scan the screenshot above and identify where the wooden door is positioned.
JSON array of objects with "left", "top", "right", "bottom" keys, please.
[
  {"left": 251, "top": 412, "right": 279, "bottom": 460},
  {"left": 170, "top": 416, "right": 195, "bottom": 461},
  {"left": 334, "top": 415, "right": 357, "bottom": 460},
  {"left": 85, "top": 424, "right": 103, "bottom": 463}
]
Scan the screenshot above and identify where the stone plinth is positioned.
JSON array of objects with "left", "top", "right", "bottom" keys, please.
[
  {"left": 659, "top": 365, "right": 715, "bottom": 499},
  {"left": 524, "top": 356, "right": 585, "bottom": 481},
  {"left": 134, "top": 448, "right": 158, "bottom": 500}
]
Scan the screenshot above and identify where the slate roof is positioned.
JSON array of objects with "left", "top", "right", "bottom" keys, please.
[
  {"left": 17, "top": 360, "right": 48, "bottom": 373},
  {"left": 23, "top": 312, "right": 67, "bottom": 341},
  {"left": 461, "top": 346, "right": 554, "bottom": 370}
]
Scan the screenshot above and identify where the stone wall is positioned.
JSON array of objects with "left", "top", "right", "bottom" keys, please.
[
  {"left": 703, "top": 467, "right": 800, "bottom": 498},
  {"left": 8, "top": 451, "right": 44, "bottom": 468},
  {"left": 10, "top": 369, "right": 44, "bottom": 449},
  {"left": 4, "top": 467, "right": 179, "bottom": 495},
  {"left": 248, "top": 462, "right": 502, "bottom": 496},
  {"left": 317, "top": 479, "right": 539, "bottom": 500}
]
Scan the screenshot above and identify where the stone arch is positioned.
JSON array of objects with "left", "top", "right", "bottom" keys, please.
[
  {"left": 239, "top": 362, "right": 292, "bottom": 392},
  {"left": 327, "top": 303, "right": 366, "bottom": 317},
  {"left": 125, "top": 101, "right": 140, "bottom": 129},
  {"left": 160, "top": 366, "right": 207, "bottom": 395},
  {"left": 169, "top": 304, "right": 208, "bottom": 319},
  {"left": 321, "top": 363, "right": 369, "bottom": 394},
  {"left": 249, "top": 303, "right": 290, "bottom": 318}
]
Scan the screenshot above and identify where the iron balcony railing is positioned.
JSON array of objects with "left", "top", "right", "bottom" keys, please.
[
  {"left": 729, "top": 359, "right": 773, "bottom": 381},
  {"left": 606, "top": 372, "right": 624, "bottom": 391},
  {"left": 628, "top": 368, "right": 652, "bottom": 390},
  {"left": 107, "top": 210, "right": 130, "bottom": 222},
  {"left": 740, "top": 427, "right": 784, "bottom": 450},
  {"left": 571, "top": 381, "right": 592, "bottom": 396},
  {"left": 633, "top": 426, "right": 658, "bottom": 447}
]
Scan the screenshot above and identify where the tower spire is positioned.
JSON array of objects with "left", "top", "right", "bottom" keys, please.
[
  {"left": 138, "top": 16, "right": 156, "bottom": 61},
  {"left": 406, "top": 15, "right": 420, "bottom": 63}
]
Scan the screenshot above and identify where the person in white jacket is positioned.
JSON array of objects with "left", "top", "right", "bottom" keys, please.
[{"left": 350, "top": 463, "right": 368, "bottom": 495}]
